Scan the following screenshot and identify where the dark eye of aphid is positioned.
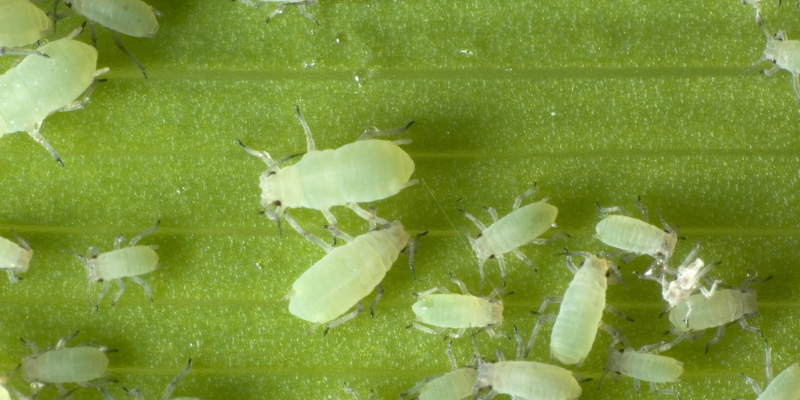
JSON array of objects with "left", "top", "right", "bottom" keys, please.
[
  {"left": 97, "top": 279, "right": 103, "bottom": 282},
  {"left": 92, "top": 255, "right": 98, "bottom": 259},
  {"left": 605, "top": 270, "right": 611, "bottom": 277},
  {"left": 267, "top": 171, "right": 276, "bottom": 176},
  {"left": 476, "top": 233, "right": 482, "bottom": 238},
  {"left": 273, "top": 200, "right": 281, "bottom": 206},
  {"left": 489, "top": 254, "right": 495, "bottom": 259},
  {"left": 65, "top": 2, "right": 72, "bottom": 6},
  {"left": 618, "top": 349, "right": 624, "bottom": 353}
]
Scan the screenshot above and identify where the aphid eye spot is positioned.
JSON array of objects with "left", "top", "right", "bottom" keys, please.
[
  {"left": 605, "top": 270, "right": 611, "bottom": 277},
  {"left": 65, "top": 1, "right": 72, "bottom": 6},
  {"left": 618, "top": 349, "right": 625, "bottom": 353},
  {"left": 489, "top": 254, "right": 495, "bottom": 259},
  {"left": 267, "top": 171, "right": 276, "bottom": 176},
  {"left": 476, "top": 233, "right": 483, "bottom": 238},
  {"left": 273, "top": 200, "right": 282, "bottom": 206}
]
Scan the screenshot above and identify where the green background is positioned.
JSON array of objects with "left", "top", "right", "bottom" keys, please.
[{"left": 1, "top": 0, "right": 799, "bottom": 399}]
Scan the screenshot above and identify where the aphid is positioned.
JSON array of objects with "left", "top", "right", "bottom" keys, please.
[
  {"left": 399, "top": 341, "right": 477, "bottom": 400},
  {"left": 65, "top": 221, "right": 160, "bottom": 310},
  {"left": 664, "top": 273, "right": 769, "bottom": 353},
  {"left": 238, "top": 105, "right": 416, "bottom": 239},
  {"left": 471, "top": 326, "right": 583, "bottom": 400},
  {"left": 526, "top": 251, "right": 631, "bottom": 367},
  {"left": 595, "top": 197, "right": 678, "bottom": 268},
  {"left": 650, "top": 244, "right": 721, "bottom": 325},
  {"left": 99, "top": 359, "right": 203, "bottom": 400},
  {"left": 599, "top": 334, "right": 684, "bottom": 398},
  {"left": 0, "top": 0, "right": 53, "bottom": 57},
  {"left": 235, "top": 0, "right": 318, "bottom": 25},
  {"left": 460, "top": 183, "right": 567, "bottom": 287},
  {"left": 0, "top": 25, "right": 108, "bottom": 166},
  {"left": 746, "top": 22, "right": 800, "bottom": 103},
  {"left": 20, "top": 331, "right": 111, "bottom": 398},
  {"left": 409, "top": 273, "right": 507, "bottom": 339},
  {"left": 283, "top": 211, "right": 425, "bottom": 334},
  {"left": 739, "top": 341, "right": 800, "bottom": 400},
  {"left": 53, "top": 0, "right": 161, "bottom": 77},
  {"left": 343, "top": 382, "right": 375, "bottom": 400},
  {"left": 0, "top": 231, "right": 33, "bottom": 284}
]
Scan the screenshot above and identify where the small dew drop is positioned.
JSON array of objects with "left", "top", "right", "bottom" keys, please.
[{"left": 550, "top": 112, "right": 556, "bottom": 116}]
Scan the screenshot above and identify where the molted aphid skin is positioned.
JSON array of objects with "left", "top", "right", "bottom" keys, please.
[
  {"left": 0, "top": 0, "right": 52, "bottom": 57},
  {"left": 66, "top": 221, "right": 160, "bottom": 310},
  {"left": 99, "top": 359, "right": 204, "bottom": 400},
  {"left": 601, "top": 335, "right": 683, "bottom": 398},
  {"left": 595, "top": 198, "right": 678, "bottom": 268},
  {"left": 461, "top": 183, "right": 567, "bottom": 287},
  {"left": 399, "top": 342, "right": 477, "bottom": 400},
  {"left": 236, "top": 0, "right": 319, "bottom": 25},
  {"left": 526, "top": 252, "right": 630, "bottom": 366},
  {"left": 747, "top": 22, "right": 800, "bottom": 103},
  {"left": 20, "top": 331, "right": 111, "bottom": 398},
  {"left": 741, "top": 0, "right": 763, "bottom": 23},
  {"left": 0, "top": 231, "right": 33, "bottom": 284},
  {"left": 410, "top": 274, "right": 506, "bottom": 339},
  {"left": 0, "top": 27, "right": 108, "bottom": 166},
  {"left": 740, "top": 342, "right": 800, "bottom": 400}
]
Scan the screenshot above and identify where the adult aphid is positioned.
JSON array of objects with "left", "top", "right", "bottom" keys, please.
[
  {"left": 738, "top": 341, "right": 800, "bottom": 400},
  {"left": 0, "top": 231, "right": 33, "bottom": 285},
  {"left": 460, "top": 183, "right": 568, "bottom": 287},
  {"left": 599, "top": 334, "right": 684, "bottom": 398},
  {"left": 399, "top": 341, "right": 477, "bottom": 400},
  {"left": 238, "top": 105, "right": 416, "bottom": 239},
  {"left": 745, "top": 21, "right": 800, "bottom": 103},
  {"left": 99, "top": 359, "right": 205, "bottom": 400},
  {"left": 53, "top": 0, "right": 161, "bottom": 77},
  {"left": 0, "top": 24, "right": 108, "bottom": 166},
  {"left": 0, "top": 0, "right": 53, "bottom": 58},
  {"left": 65, "top": 221, "right": 160, "bottom": 310},
  {"left": 235, "top": 0, "right": 318, "bottom": 25}
]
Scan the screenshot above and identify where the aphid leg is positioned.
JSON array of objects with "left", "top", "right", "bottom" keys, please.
[
  {"left": 483, "top": 206, "right": 499, "bottom": 222},
  {"left": 27, "top": 122, "right": 63, "bottom": 167},
  {"left": 55, "top": 383, "right": 74, "bottom": 400},
  {"left": 393, "top": 138, "right": 413, "bottom": 145},
  {"left": 512, "top": 249, "right": 536, "bottom": 272},
  {"left": 265, "top": 3, "right": 287, "bottom": 25},
  {"left": 8, "top": 230, "right": 27, "bottom": 250},
  {"left": 598, "top": 322, "right": 631, "bottom": 349},
  {"left": 530, "top": 231, "right": 570, "bottom": 246},
  {"left": 633, "top": 378, "right": 641, "bottom": 394},
  {"left": 413, "top": 285, "right": 450, "bottom": 299},
  {"left": 398, "top": 376, "right": 437, "bottom": 399},
  {"left": 512, "top": 184, "right": 538, "bottom": 210},
  {"left": 449, "top": 273, "right": 471, "bottom": 295},
  {"left": 445, "top": 341, "right": 459, "bottom": 370},
  {"left": 496, "top": 255, "right": 507, "bottom": 286},
  {"left": 89, "top": 21, "right": 99, "bottom": 48},
  {"left": 739, "top": 373, "right": 763, "bottom": 396},
  {"left": 563, "top": 251, "right": 580, "bottom": 274},
  {"left": 609, "top": 263, "right": 627, "bottom": 288},
  {"left": 110, "top": 30, "right": 147, "bottom": 78},
  {"left": 409, "top": 323, "right": 445, "bottom": 335},
  {"left": 596, "top": 204, "right": 629, "bottom": 216},
  {"left": 369, "top": 284, "right": 384, "bottom": 318},
  {"left": 358, "top": 121, "right": 415, "bottom": 141},
  {"left": 741, "top": 272, "right": 772, "bottom": 289},
  {"left": 526, "top": 297, "right": 561, "bottom": 357},
  {"left": 321, "top": 209, "right": 353, "bottom": 243},
  {"left": 130, "top": 276, "right": 154, "bottom": 302},
  {"left": 96, "top": 280, "right": 111, "bottom": 310},
  {"left": 56, "top": 331, "right": 79, "bottom": 349},
  {"left": 0, "top": 47, "right": 49, "bottom": 58},
  {"left": 763, "top": 64, "right": 781, "bottom": 76},
  {"left": 639, "top": 340, "right": 667, "bottom": 353},
  {"left": 512, "top": 325, "right": 524, "bottom": 360},
  {"left": 460, "top": 209, "right": 488, "bottom": 231},
  {"left": 114, "top": 235, "right": 126, "bottom": 250},
  {"left": 657, "top": 210, "right": 677, "bottom": 237},
  {"left": 604, "top": 305, "right": 634, "bottom": 322},
  {"left": 447, "top": 327, "right": 467, "bottom": 339},
  {"left": 98, "top": 387, "right": 116, "bottom": 400},
  {"left": 5, "top": 271, "right": 18, "bottom": 285},
  {"left": 123, "top": 387, "right": 145, "bottom": 400},
  {"left": 297, "top": 5, "right": 318, "bottom": 25},
  {"left": 737, "top": 317, "right": 764, "bottom": 337},
  {"left": 236, "top": 140, "right": 278, "bottom": 168},
  {"left": 635, "top": 197, "right": 649, "bottom": 221},
  {"left": 110, "top": 279, "right": 126, "bottom": 306},
  {"left": 236, "top": 0, "right": 260, "bottom": 7},
  {"left": 764, "top": 338, "right": 773, "bottom": 383},
  {"left": 704, "top": 325, "right": 726, "bottom": 354},
  {"left": 324, "top": 301, "right": 364, "bottom": 334},
  {"left": 152, "top": 7, "right": 164, "bottom": 18},
  {"left": 649, "top": 382, "right": 679, "bottom": 398},
  {"left": 292, "top": 105, "right": 316, "bottom": 151},
  {"left": 129, "top": 221, "right": 160, "bottom": 246},
  {"left": 284, "top": 212, "right": 334, "bottom": 252},
  {"left": 160, "top": 359, "right": 192, "bottom": 400},
  {"left": 791, "top": 73, "right": 800, "bottom": 103},
  {"left": 619, "top": 252, "right": 640, "bottom": 264},
  {"left": 484, "top": 327, "right": 508, "bottom": 340},
  {"left": 402, "top": 231, "right": 426, "bottom": 281},
  {"left": 344, "top": 202, "right": 389, "bottom": 225}
]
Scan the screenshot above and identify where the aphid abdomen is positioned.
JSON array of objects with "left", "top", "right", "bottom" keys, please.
[
  {"left": 759, "top": 363, "right": 800, "bottom": 400},
  {"left": 482, "top": 202, "right": 558, "bottom": 255},
  {"left": 669, "top": 289, "right": 744, "bottom": 331},
  {"left": 774, "top": 41, "right": 800, "bottom": 73},
  {"left": 419, "top": 368, "right": 477, "bottom": 400},
  {"left": 0, "top": 0, "right": 52, "bottom": 47},
  {"left": 94, "top": 246, "right": 159, "bottom": 280},
  {"left": 595, "top": 216, "right": 665, "bottom": 256},
  {"left": 22, "top": 347, "right": 108, "bottom": 383},
  {"left": 72, "top": 0, "right": 159, "bottom": 37},
  {"left": 481, "top": 361, "right": 581, "bottom": 400},
  {"left": 413, "top": 295, "right": 499, "bottom": 328},
  {"left": 617, "top": 351, "right": 683, "bottom": 383},
  {"left": 0, "top": 236, "right": 32, "bottom": 274},
  {"left": 550, "top": 267, "right": 607, "bottom": 364}
]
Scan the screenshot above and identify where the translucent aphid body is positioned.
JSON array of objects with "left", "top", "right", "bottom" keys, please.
[
  {"left": 235, "top": 0, "right": 319, "bottom": 25},
  {"left": 461, "top": 184, "right": 566, "bottom": 286},
  {"left": 595, "top": 199, "right": 678, "bottom": 267},
  {"left": 602, "top": 335, "right": 683, "bottom": 398},
  {"left": 239, "top": 106, "right": 416, "bottom": 239},
  {"left": 100, "top": 359, "right": 203, "bottom": 400},
  {"left": 0, "top": 27, "right": 107, "bottom": 165},
  {"left": 0, "top": 231, "right": 32, "bottom": 284},
  {"left": 410, "top": 274, "right": 505, "bottom": 339},
  {"left": 747, "top": 23, "right": 800, "bottom": 103},
  {"left": 400, "top": 342, "right": 477, "bottom": 400},
  {"left": 0, "top": 0, "right": 52, "bottom": 56},
  {"left": 66, "top": 221, "right": 160, "bottom": 310},
  {"left": 527, "top": 252, "right": 630, "bottom": 366}
]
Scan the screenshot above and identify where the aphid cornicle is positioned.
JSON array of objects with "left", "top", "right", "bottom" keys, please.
[
  {"left": 399, "top": 341, "right": 477, "bottom": 400},
  {"left": 0, "top": 231, "right": 33, "bottom": 284},
  {"left": 238, "top": 105, "right": 416, "bottom": 240},
  {"left": 600, "top": 334, "right": 684, "bottom": 398},
  {"left": 746, "top": 22, "right": 800, "bottom": 103},
  {"left": 235, "top": 0, "right": 319, "bottom": 25},
  {"left": 283, "top": 210, "right": 425, "bottom": 334},
  {"left": 526, "top": 251, "right": 631, "bottom": 367},
  {"left": 65, "top": 221, "right": 160, "bottom": 310},
  {"left": 0, "top": 0, "right": 53, "bottom": 57},
  {"left": 21, "top": 331, "right": 111, "bottom": 398},
  {"left": 409, "top": 273, "right": 507, "bottom": 339},
  {"left": 0, "top": 25, "right": 108, "bottom": 166},
  {"left": 460, "top": 183, "right": 567, "bottom": 287},
  {"left": 739, "top": 341, "right": 800, "bottom": 400},
  {"left": 99, "top": 359, "right": 203, "bottom": 400},
  {"left": 53, "top": 0, "right": 161, "bottom": 77}
]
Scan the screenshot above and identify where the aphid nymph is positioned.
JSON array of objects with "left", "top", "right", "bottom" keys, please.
[
  {"left": 399, "top": 341, "right": 477, "bottom": 400},
  {"left": 0, "top": 0, "right": 53, "bottom": 58},
  {"left": 746, "top": 22, "right": 800, "bottom": 103},
  {"left": 0, "top": 230, "right": 33, "bottom": 284},
  {"left": 599, "top": 333, "right": 684, "bottom": 398},
  {"left": 99, "top": 359, "right": 204, "bottom": 400}
]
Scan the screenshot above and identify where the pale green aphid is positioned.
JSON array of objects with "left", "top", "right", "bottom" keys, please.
[
  {"left": 65, "top": 221, "right": 161, "bottom": 310},
  {"left": 410, "top": 273, "right": 506, "bottom": 339},
  {"left": 595, "top": 198, "right": 678, "bottom": 269},
  {"left": 399, "top": 341, "right": 478, "bottom": 400},
  {"left": 471, "top": 326, "right": 583, "bottom": 400},
  {"left": 0, "top": 231, "right": 32, "bottom": 285},
  {"left": 54, "top": 0, "right": 161, "bottom": 77},
  {"left": 739, "top": 341, "right": 800, "bottom": 400},
  {"left": 746, "top": 22, "right": 800, "bottom": 103},
  {"left": 0, "top": 25, "right": 108, "bottom": 166},
  {"left": 238, "top": 106, "right": 416, "bottom": 241},
  {"left": 600, "top": 333, "right": 684, "bottom": 398},
  {"left": 99, "top": 359, "right": 205, "bottom": 400},
  {"left": 461, "top": 183, "right": 567, "bottom": 287},
  {"left": 526, "top": 252, "right": 631, "bottom": 367},
  {"left": 0, "top": 0, "right": 53, "bottom": 57},
  {"left": 20, "top": 331, "right": 111, "bottom": 398},
  {"left": 235, "top": 0, "right": 319, "bottom": 25},
  {"left": 283, "top": 210, "right": 424, "bottom": 335}
]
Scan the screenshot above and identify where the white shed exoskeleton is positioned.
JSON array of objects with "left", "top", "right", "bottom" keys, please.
[
  {"left": 663, "top": 273, "right": 769, "bottom": 354},
  {"left": 20, "top": 331, "right": 112, "bottom": 398},
  {"left": 595, "top": 197, "right": 678, "bottom": 269},
  {"left": 0, "top": 0, "right": 53, "bottom": 57},
  {"left": 0, "top": 231, "right": 33, "bottom": 284},
  {"left": 0, "top": 25, "right": 108, "bottom": 166},
  {"left": 235, "top": 0, "right": 318, "bottom": 25},
  {"left": 409, "top": 273, "right": 507, "bottom": 339},
  {"left": 283, "top": 210, "right": 425, "bottom": 334},
  {"left": 99, "top": 359, "right": 204, "bottom": 400},
  {"left": 741, "top": 0, "right": 764, "bottom": 23},
  {"left": 600, "top": 335, "right": 684, "bottom": 398},
  {"left": 471, "top": 326, "right": 583, "bottom": 400},
  {"left": 65, "top": 221, "right": 160, "bottom": 310},
  {"left": 746, "top": 21, "right": 800, "bottom": 103},
  {"left": 53, "top": 0, "right": 161, "bottom": 77},
  {"left": 399, "top": 341, "right": 478, "bottom": 400},
  {"left": 460, "top": 183, "right": 568, "bottom": 287},
  {"left": 738, "top": 341, "right": 800, "bottom": 400},
  {"left": 526, "top": 251, "right": 631, "bottom": 367},
  {"left": 238, "top": 106, "right": 416, "bottom": 243}
]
